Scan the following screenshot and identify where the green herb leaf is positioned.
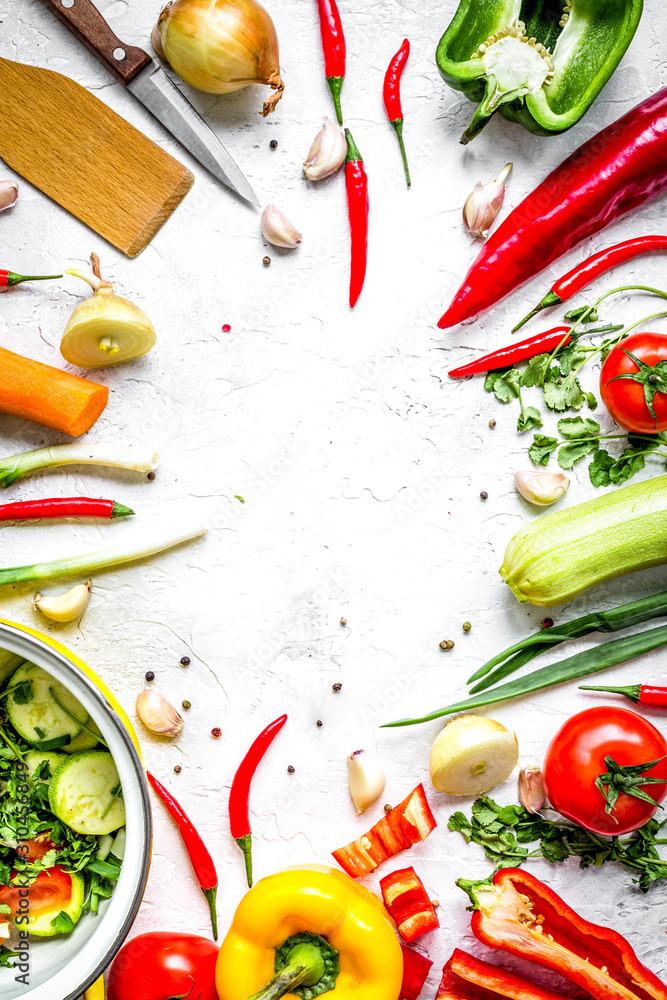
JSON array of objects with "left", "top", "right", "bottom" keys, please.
[
  {"left": 610, "top": 446, "right": 646, "bottom": 485},
  {"left": 10, "top": 681, "right": 33, "bottom": 706},
  {"left": 448, "top": 812, "right": 473, "bottom": 842},
  {"left": 519, "top": 355, "right": 550, "bottom": 389},
  {"left": 558, "top": 438, "right": 600, "bottom": 470},
  {"left": 586, "top": 392, "right": 598, "bottom": 410},
  {"left": 543, "top": 373, "right": 586, "bottom": 412},
  {"left": 517, "top": 406, "right": 543, "bottom": 433},
  {"left": 589, "top": 449, "right": 616, "bottom": 487},
  {"left": 529, "top": 435, "right": 559, "bottom": 467},
  {"left": 485, "top": 368, "right": 520, "bottom": 404},
  {"left": 50, "top": 911, "right": 75, "bottom": 935},
  {"left": 557, "top": 417, "right": 601, "bottom": 439}
]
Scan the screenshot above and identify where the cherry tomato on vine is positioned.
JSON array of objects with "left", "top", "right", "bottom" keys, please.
[
  {"left": 600, "top": 332, "right": 667, "bottom": 433},
  {"left": 543, "top": 706, "right": 667, "bottom": 835},
  {"left": 107, "top": 932, "right": 219, "bottom": 1000}
]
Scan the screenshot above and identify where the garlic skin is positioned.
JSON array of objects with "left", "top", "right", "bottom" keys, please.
[
  {"left": 515, "top": 470, "right": 570, "bottom": 506},
  {"left": 136, "top": 686, "right": 183, "bottom": 738},
  {"left": 261, "top": 205, "right": 303, "bottom": 249},
  {"left": 33, "top": 579, "right": 92, "bottom": 623},
  {"left": 519, "top": 765, "right": 546, "bottom": 814},
  {"left": 0, "top": 181, "right": 18, "bottom": 212},
  {"left": 463, "top": 163, "right": 512, "bottom": 239},
  {"left": 348, "top": 749, "right": 386, "bottom": 814},
  {"left": 303, "top": 118, "right": 347, "bottom": 181}
]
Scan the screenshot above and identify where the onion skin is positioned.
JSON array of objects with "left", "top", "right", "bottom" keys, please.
[{"left": 154, "top": 0, "right": 285, "bottom": 115}]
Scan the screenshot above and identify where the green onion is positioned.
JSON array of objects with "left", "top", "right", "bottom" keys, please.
[
  {"left": 382, "top": 623, "right": 667, "bottom": 728},
  {"left": 0, "top": 443, "right": 159, "bottom": 488},
  {"left": 0, "top": 521, "right": 208, "bottom": 586}
]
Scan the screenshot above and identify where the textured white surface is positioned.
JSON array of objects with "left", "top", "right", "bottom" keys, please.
[{"left": 1, "top": 0, "right": 667, "bottom": 992}]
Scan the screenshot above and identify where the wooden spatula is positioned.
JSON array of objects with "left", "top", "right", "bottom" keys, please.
[{"left": 0, "top": 57, "right": 194, "bottom": 257}]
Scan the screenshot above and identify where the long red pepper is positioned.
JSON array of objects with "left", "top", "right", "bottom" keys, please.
[
  {"left": 580, "top": 683, "right": 667, "bottom": 708},
  {"left": 0, "top": 269, "right": 62, "bottom": 287},
  {"left": 315, "top": 0, "right": 346, "bottom": 125},
  {"left": 228, "top": 713, "right": 287, "bottom": 887},
  {"left": 146, "top": 772, "right": 219, "bottom": 939},
  {"left": 383, "top": 39, "right": 411, "bottom": 188},
  {"left": 438, "top": 87, "right": 667, "bottom": 329},
  {"left": 514, "top": 236, "right": 667, "bottom": 332},
  {"left": 0, "top": 498, "right": 133, "bottom": 521},
  {"left": 448, "top": 326, "right": 571, "bottom": 378},
  {"left": 400, "top": 945, "right": 433, "bottom": 1000},
  {"left": 437, "top": 949, "right": 568, "bottom": 1000},
  {"left": 345, "top": 129, "right": 369, "bottom": 309}
]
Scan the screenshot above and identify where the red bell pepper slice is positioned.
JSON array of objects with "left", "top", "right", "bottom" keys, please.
[
  {"left": 458, "top": 868, "right": 667, "bottom": 1000},
  {"left": 332, "top": 784, "right": 436, "bottom": 877},
  {"left": 437, "top": 948, "right": 568, "bottom": 1000},
  {"left": 380, "top": 867, "right": 439, "bottom": 943},
  {"left": 401, "top": 944, "right": 433, "bottom": 1000}
]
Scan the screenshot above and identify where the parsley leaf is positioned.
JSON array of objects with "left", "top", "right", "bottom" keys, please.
[
  {"left": 517, "top": 406, "right": 543, "bottom": 433},
  {"left": 519, "top": 354, "right": 550, "bottom": 389},
  {"left": 50, "top": 911, "right": 75, "bottom": 935},
  {"left": 589, "top": 449, "right": 616, "bottom": 487},
  {"left": 558, "top": 417, "right": 601, "bottom": 438},
  {"left": 485, "top": 368, "right": 520, "bottom": 404},
  {"left": 529, "top": 435, "right": 559, "bottom": 466},
  {"left": 543, "top": 372, "right": 586, "bottom": 412},
  {"left": 10, "top": 681, "right": 33, "bottom": 706}
]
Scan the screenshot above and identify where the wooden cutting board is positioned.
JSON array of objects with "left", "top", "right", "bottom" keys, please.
[{"left": 0, "top": 57, "right": 194, "bottom": 257}]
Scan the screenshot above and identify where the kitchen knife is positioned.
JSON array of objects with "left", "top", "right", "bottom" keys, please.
[{"left": 40, "top": 0, "right": 259, "bottom": 207}]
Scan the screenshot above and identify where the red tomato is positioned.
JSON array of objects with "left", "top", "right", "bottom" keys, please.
[
  {"left": 543, "top": 706, "right": 667, "bottom": 835},
  {"left": 107, "top": 932, "right": 219, "bottom": 1000},
  {"left": 0, "top": 865, "right": 72, "bottom": 920},
  {"left": 18, "top": 834, "right": 57, "bottom": 862},
  {"left": 600, "top": 332, "right": 667, "bottom": 433}
]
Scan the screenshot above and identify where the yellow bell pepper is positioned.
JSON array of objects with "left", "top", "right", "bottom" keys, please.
[{"left": 215, "top": 866, "right": 403, "bottom": 1000}]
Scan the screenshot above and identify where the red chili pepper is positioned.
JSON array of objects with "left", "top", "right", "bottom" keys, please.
[
  {"left": 458, "top": 868, "right": 667, "bottom": 1000},
  {"left": 438, "top": 88, "right": 667, "bottom": 330},
  {"left": 345, "top": 129, "right": 369, "bottom": 309},
  {"left": 146, "top": 772, "right": 219, "bottom": 939},
  {"left": 400, "top": 945, "right": 433, "bottom": 1000},
  {"left": 0, "top": 498, "right": 133, "bottom": 522},
  {"left": 315, "top": 0, "right": 346, "bottom": 125},
  {"left": 580, "top": 683, "right": 667, "bottom": 708},
  {"left": 380, "top": 866, "right": 439, "bottom": 943},
  {"left": 0, "top": 269, "right": 62, "bottom": 288},
  {"left": 514, "top": 236, "right": 667, "bottom": 332},
  {"left": 332, "top": 784, "right": 436, "bottom": 878},
  {"left": 228, "top": 714, "right": 287, "bottom": 887},
  {"left": 448, "top": 326, "right": 572, "bottom": 378},
  {"left": 437, "top": 948, "right": 567, "bottom": 1000},
  {"left": 383, "top": 39, "right": 411, "bottom": 188}
]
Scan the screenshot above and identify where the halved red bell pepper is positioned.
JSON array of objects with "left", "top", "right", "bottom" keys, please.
[
  {"left": 437, "top": 948, "right": 568, "bottom": 1000},
  {"left": 332, "top": 784, "right": 437, "bottom": 878},
  {"left": 401, "top": 944, "right": 433, "bottom": 1000},
  {"left": 458, "top": 868, "right": 667, "bottom": 1000},
  {"left": 380, "top": 867, "right": 439, "bottom": 943}
]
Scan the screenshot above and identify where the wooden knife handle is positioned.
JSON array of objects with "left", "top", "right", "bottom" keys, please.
[{"left": 40, "top": 0, "right": 151, "bottom": 84}]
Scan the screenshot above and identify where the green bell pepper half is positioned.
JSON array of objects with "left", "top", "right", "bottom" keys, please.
[{"left": 436, "top": 0, "right": 643, "bottom": 143}]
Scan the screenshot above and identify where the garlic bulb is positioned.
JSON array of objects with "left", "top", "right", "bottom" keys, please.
[
  {"left": 518, "top": 765, "right": 546, "bottom": 814},
  {"left": 0, "top": 181, "right": 18, "bottom": 212},
  {"left": 136, "top": 686, "right": 183, "bottom": 737},
  {"left": 152, "top": 0, "right": 285, "bottom": 116},
  {"left": 515, "top": 470, "right": 570, "bottom": 506},
  {"left": 33, "top": 579, "right": 92, "bottom": 622},
  {"left": 348, "top": 749, "right": 386, "bottom": 814},
  {"left": 62, "top": 253, "right": 156, "bottom": 368},
  {"left": 463, "top": 163, "right": 512, "bottom": 239},
  {"left": 430, "top": 715, "right": 518, "bottom": 795},
  {"left": 303, "top": 118, "right": 347, "bottom": 181},
  {"left": 261, "top": 205, "right": 302, "bottom": 248}
]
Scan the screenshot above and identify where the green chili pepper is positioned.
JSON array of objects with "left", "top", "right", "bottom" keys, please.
[{"left": 436, "top": 0, "right": 644, "bottom": 143}]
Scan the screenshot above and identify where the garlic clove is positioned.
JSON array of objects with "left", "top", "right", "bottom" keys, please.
[
  {"left": 463, "top": 162, "right": 512, "bottom": 238},
  {"left": 136, "top": 686, "right": 183, "bottom": 738},
  {"left": 0, "top": 181, "right": 18, "bottom": 212},
  {"left": 303, "top": 117, "right": 347, "bottom": 181},
  {"left": 519, "top": 765, "right": 546, "bottom": 814},
  {"left": 515, "top": 469, "right": 570, "bottom": 506},
  {"left": 33, "top": 579, "right": 92, "bottom": 623},
  {"left": 261, "top": 205, "right": 303, "bottom": 249},
  {"left": 348, "top": 749, "right": 386, "bottom": 814}
]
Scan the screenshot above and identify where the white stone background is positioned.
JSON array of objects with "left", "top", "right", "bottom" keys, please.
[{"left": 1, "top": 0, "right": 667, "bottom": 993}]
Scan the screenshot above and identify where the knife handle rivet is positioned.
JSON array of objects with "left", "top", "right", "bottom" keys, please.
[
  {"left": 61, "top": 0, "right": 74, "bottom": 7},
  {"left": 113, "top": 47, "right": 126, "bottom": 62}
]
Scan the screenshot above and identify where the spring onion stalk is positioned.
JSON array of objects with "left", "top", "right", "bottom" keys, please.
[
  {"left": 0, "top": 520, "right": 208, "bottom": 586},
  {"left": 0, "top": 443, "right": 160, "bottom": 488},
  {"left": 467, "top": 590, "right": 667, "bottom": 693},
  {"left": 383, "top": 623, "right": 667, "bottom": 728}
]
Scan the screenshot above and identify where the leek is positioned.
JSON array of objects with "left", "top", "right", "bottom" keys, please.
[{"left": 0, "top": 443, "right": 160, "bottom": 488}]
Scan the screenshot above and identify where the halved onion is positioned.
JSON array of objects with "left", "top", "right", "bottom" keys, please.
[{"left": 429, "top": 715, "right": 519, "bottom": 795}]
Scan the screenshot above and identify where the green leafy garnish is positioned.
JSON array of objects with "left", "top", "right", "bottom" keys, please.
[
  {"left": 50, "top": 911, "right": 75, "bottom": 935},
  {"left": 10, "top": 681, "right": 33, "bottom": 706}
]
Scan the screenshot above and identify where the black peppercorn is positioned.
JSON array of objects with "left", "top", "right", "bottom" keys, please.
[
  {"left": 180, "top": 656, "right": 190, "bottom": 666},
  {"left": 147, "top": 471, "right": 156, "bottom": 481},
  {"left": 270, "top": 139, "right": 278, "bottom": 149},
  {"left": 263, "top": 256, "right": 271, "bottom": 267},
  {"left": 287, "top": 764, "right": 295, "bottom": 773},
  {"left": 542, "top": 617, "right": 554, "bottom": 629},
  {"left": 316, "top": 720, "right": 323, "bottom": 727},
  {"left": 480, "top": 491, "right": 488, "bottom": 500},
  {"left": 145, "top": 670, "right": 155, "bottom": 682},
  {"left": 332, "top": 682, "right": 342, "bottom": 692}
]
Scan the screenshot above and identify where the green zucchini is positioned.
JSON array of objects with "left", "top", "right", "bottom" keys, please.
[
  {"left": 0, "top": 650, "right": 24, "bottom": 687},
  {"left": 6, "top": 663, "right": 87, "bottom": 745},
  {"left": 27, "top": 871, "right": 85, "bottom": 937},
  {"left": 49, "top": 751, "right": 125, "bottom": 835},
  {"left": 23, "top": 750, "right": 67, "bottom": 782},
  {"left": 500, "top": 475, "right": 667, "bottom": 607},
  {"left": 64, "top": 718, "right": 102, "bottom": 754}
]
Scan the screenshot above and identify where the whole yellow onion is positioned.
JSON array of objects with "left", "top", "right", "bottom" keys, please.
[{"left": 152, "top": 0, "right": 284, "bottom": 116}]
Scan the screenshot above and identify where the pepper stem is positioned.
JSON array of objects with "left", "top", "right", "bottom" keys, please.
[
  {"left": 327, "top": 76, "right": 344, "bottom": 126},
  {"left": 579, "top": 684, "right": 641, "bottom": 703},
  {"left": 344, "top": 128, "right": 363, "bottom": 164},
  {"left": 201, "top": 885, "right": 218, "bottom": 940},
  {"left": 246, "top": 934, "right": 339, "bottom": 1000},
  {"left": 391, "top": 119, "right": 411, "bottom": 187},
  {"left": 235, "top": 834, "right": 254, "bottom": 887},
  {"left": 7, "top": 272, "right": 63, "bottom": 286},
  {"left": 512, "top": 290, "right": 562, "bottom": 332}
]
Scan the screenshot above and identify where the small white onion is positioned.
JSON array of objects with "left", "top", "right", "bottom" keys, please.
[{"left": 430, "top": 715, "right": 519, "bottom": 795}]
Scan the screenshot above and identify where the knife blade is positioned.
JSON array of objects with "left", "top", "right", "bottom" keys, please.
[{"left": 39, "top": 0, "right": 259, "bottom": 206}]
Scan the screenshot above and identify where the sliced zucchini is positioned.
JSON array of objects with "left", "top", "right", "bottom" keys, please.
[
  {"left": 6, "top": 663, "right": 87, "bottom": 745},
  {"left": 0, "top": 650, "right": 24, "bottom": 687},
  {"left": 49, "top": 751, "right": 125, "bottom": 835},
  {"left": 23, "top": 750, "right": 67, "bottom": 782},
  {"left": 27, "top": 871, "right": 85, "bottom": 937},
  {"left": 65, "top": 718, "right": 103, "bottom": 755}
]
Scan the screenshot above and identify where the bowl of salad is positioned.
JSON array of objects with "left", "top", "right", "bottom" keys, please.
[{"left": 0, "top": 619, "right": 151, "bottom": 1000}]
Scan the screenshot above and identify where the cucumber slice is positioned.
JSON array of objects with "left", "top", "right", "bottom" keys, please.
[
  {"left": 23, "top": 750, "right": 67, "bottom": 782},
  {"left": 65, "top": 719, "right": 103, "bottom": 754},
  {"left": 27, "top": 871, "right": 85, "bottom": 937},
  {"left": 6, "top": 663, "right": 87, "bottom": 745},
  {"left": 49, "top": 751, "right": 125, "bottom": 835}
]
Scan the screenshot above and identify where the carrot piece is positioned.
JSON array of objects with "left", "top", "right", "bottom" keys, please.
[{"left": 0, "top": 346, "right": 108, "bottom": 436}]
